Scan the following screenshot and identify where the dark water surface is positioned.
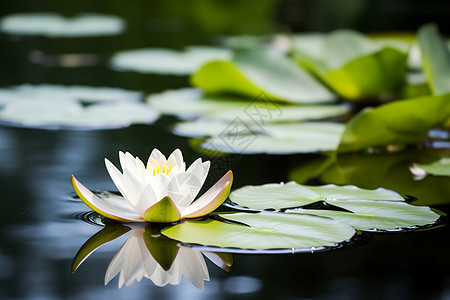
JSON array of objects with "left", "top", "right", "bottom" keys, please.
[{"left": 1, "top": 1, "right": 450, "bottom": 299}]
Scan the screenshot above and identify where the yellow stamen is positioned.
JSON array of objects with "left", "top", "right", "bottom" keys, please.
[
  {"left": 157, "top": 166, "right": 160, "bottom": 174},
  {"left": 152, "top": 168, "right": 156, "bottom": 176},
  {"left": 167, "top": 165, "right": 173, "bottom": 174}
]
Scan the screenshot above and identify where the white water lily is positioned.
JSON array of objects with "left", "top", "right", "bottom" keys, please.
[
  {"left": 104, "top": 225, "right": 222, "bottom": 289},
  {"left": 71, "top": 149, "right": 233, "bottom": 223}
]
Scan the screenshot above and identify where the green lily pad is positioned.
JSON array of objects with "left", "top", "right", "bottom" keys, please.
[
  {"left": 147, "top": 88, "right": 349, "bottom": 122},
  {"left": 287, "top": 198, "right": 440, "bottom": 230},
  {"left": 230, "top": 182, "right": 404, "bottom": 210},
  {"left": 189, "top": 121, "right": 345, "bottom": 154},
  {"left": 0, "top": 13, "right": 125, "bottom": 37},
  {"left": 191, "top": 49, "right": 335, "bottom": 104},
  {"left": 418, "top": 24, "right": 450, "bottom": 96},
  {"left": 111, "top": 46, "right": 232, "bottom": 75},
  {"left": 412, "top": 157, "right": 450, "bottom": 177},
  {"left": 0, "top": 84, "right": 159, "bottom": 129},
  {"left": 161, "top": 213, "right": 355, "bottom": 250},
  {"left": 338, "top": 93, "right": 450, "bottom": 152},
  {"left": 293, "top": 30, "right": 409, "bottom": 100}
]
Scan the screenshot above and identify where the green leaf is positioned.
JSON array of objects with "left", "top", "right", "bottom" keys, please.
[
  {"left": 230, "top": 182, "right": 404, "bottom": 210},
  {"left": 71, "top": 224, "right": 131, "bottom": 273},
  {"left": 143, "top": 225, "right": 180, "bottom": 271},
  {"left": 293, "top": 30, "right": 408, "bottom": 100},
  {"left": 412, "top": 157, "right": 450, "bottom": 177},
  {"left": 418, "top": 23, "right": 450, "bottom": 95},
  {"left": 147, "top": 88, "right": 349, "bottom": 122},
  {"left": 338, "top": 93, "right": 450, "bottom": 152},
  {"left": 144, "top": 196, "right": 181, "bottom": 223},
  {"left": 191, "top": 49, "right": 335, "bottom": 104},
  {"left": 195, "top": 122, "right": 345, "bottom": 154},
  {"left": 287, "top": 198, "right": 440, "bottom": 230},
  {"left": 162, "top": 213, "right": 355, "bottom": 250},
  {"left": 111, "top": 46, "right": 232, "bottom": 75}
]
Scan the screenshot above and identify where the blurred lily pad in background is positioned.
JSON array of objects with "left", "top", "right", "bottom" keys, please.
[
  {"left": 0, "top": 85, "right": 159, "bottom": 129},
  {"left": 0, "top": 12, "right": 126, "bottom": 37},
  {"left": 111, "top": 46, "right": 232, "bottom": 75},
  {"left": 191, "top": 49, "right": 336, "bottom": 104}
]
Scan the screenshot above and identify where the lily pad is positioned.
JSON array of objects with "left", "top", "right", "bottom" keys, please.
[
  {"left": 412, "top": 157, "right": 450, "bottom": 177},
  {"left": 0, "top": 13, "right": 125, "bottom": 37},
  {"left": 188, "top": 121, "right": 345, "bottom": 154},
  {"left": 191, "top": 49, "right": 335, "bottom": 104},
  {"left": 0, "top": 84, "right": 159, "bottom": 129},
  {"left": 338, "top": 93, "right": 450, "bottom": 152},
  {"left": 147, "top": 88, "right": 349, "bottom": 122},
  {"left": 418, "top": 24, "right": 450, "bottom": 96},
  {"left": 230, "top": 182, "right": 404, "bottom": 210},
  {"left": 111, "top": 46, "right": 232, "bottom": 75},
  {"left": 287, "top": 198, "right": 440, "bottom": 230},
  {"left": 161, "top": 213, "right": 355, "bottom": 250},
  {"left": 292, "top": 30, "right": 409, "bottom": 100}
]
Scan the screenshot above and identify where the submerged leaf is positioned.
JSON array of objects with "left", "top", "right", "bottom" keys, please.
[
  {"left": 191, "top": 49, "right": 335, "bottom": 104},
  {"left": 162, "top": 213, "right": 355, "bottom": 250},
  {"left": 412, "top": 157, "right": 450, "bottom": 177}
]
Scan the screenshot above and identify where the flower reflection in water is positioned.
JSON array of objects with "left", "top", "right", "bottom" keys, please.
[{"left": 72, "top": 222, "right": 232, "bottom": 289}]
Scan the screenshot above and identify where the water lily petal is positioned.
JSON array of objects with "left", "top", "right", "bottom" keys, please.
[
  {"left": 105, "top": 158, "right": 126, "bottom": 195},
  {"left": 122, "top": 166, "right": 147, "bottom": 207},
  {"left": 202, "top": 252, "right": 233, "bottom": 272},
  {"left": 134, "top": 182, "right": 160, "bottom": 216},
  {"left": 148, "top": 173, "right": 171, "bottom": 200},
  {"left": 168, "top": 160, "right": 209, "bottom": 207},
  {"left": 143, "top": 196, "right": 182, "bottom": 223},
  {"left": 177, "top": 247, "right": 209, "bottom": 290},
  {"left": 149, "top": 148, "right": 165, "bottom": 162},
  {"left": 181, "top": 170, "right": 233, "bottom": 218},
  {"left": 71, "top": 175, "right": 142, "bottom": 222}
]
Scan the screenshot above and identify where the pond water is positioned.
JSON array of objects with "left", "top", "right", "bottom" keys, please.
[{"left": 1, "top": 1, "right": 449, "bottom": 299}]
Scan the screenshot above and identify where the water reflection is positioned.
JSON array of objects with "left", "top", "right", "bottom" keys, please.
[{"left": 72, "top": 223, "right": 232, "bottom": 290}]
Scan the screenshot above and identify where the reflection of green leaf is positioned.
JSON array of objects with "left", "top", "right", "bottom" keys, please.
[
  {"left": 288, "top": 198, "right": 440, "bottom": 230},
  {"left": 162, "top": 213, "right": 355, "bottom": 250},
  {"left": 309, "top": 151, "right": 450, "bottom": 206},
  {"left": 293, "top": 30, "right": 408, "bottom": 100},
  {"left": 71, "top": 224, "right": 131, "bottom": 273},
  {"left": 412, "top": 157, "right": 450, "bottom": 177},
  {"left": 230, "top": 182, "right": 404, "bottom": 210},
  {"left": 195, "top": 122, "right": 344, "bottom": 154},
  {"left": 338, "top": 94, "right": 450, "bottom": 152},
  {"left": 191, "top": 49, "right": 335, "bottom": 104},
  {"left": 111, "top": 47, "right": 232, "bottom": 75},
  {"left": 143, "top": 225, "right": 180, "bottom": 271},
  {"left": 147, "top": 88, "right": 349, "bottom": 122},
  {"left": 418, "top": 24, "right": 450, "bottom": 95}
]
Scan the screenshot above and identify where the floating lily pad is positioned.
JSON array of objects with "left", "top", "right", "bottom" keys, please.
[
  {"left": 191, "top": 49, "right": 335, "bottom": 104},
  {"left": 0, "top": 13, "right": 125, "bottom": 37},
  {"left": 293, "top": 30, "right": 409, "bottom": 100},
  {"left": 162, "top": 213, "right": 355, "bottom": 250},
  {"left": 230, "top": 182, "right": 404, "bottom": 210},
  {"left": 338, "top": 93, "right": 450, "bottom": 152},
  {"left": 0, "top": 84, "right": 159, "bottom": 129},
  {"left": 412, "top": 157, "right": 450, "bottom": 177},
  {"left": 111, "top": 46, "right": 232, "bottom": 75},
  {"left": 418, "top": 24, "right": 450, "bottom": 96},
  {"left": 287, "top": 198, "right": 440, "bottom": 230},
  {"left": 147, "top": 88, "right": 349, "bottom": 122},
  {"left": 187, "top": 121, "right": 345, "bottom": 154}
]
